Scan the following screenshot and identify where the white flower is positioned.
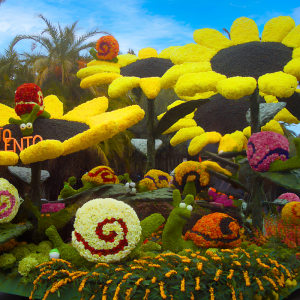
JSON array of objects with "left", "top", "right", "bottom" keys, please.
[
  {"left": 129, "top": 182, "right": 136, "bottom": 188},
  {"left": 130, "top": 188, "right": 137, "bottom": 194},
  {"left": 125, "top": 182, "right": 130, "bottom": 188}
]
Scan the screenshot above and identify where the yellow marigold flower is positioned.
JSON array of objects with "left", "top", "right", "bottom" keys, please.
[
  {"left": 232, "top": 261, "right": 241, "bottom": 266},
  {"left": 170, "top": 43, "right": 217, "bottom": 65},
  {"left": 158, "top": 46, "right": 181, "bottom": 59},
  {"left": 274, "top": 108, "right": 299, "bottom": 124},
  {"left": 254, "top": 277, "right": 264, "bottom": 291},
  {"left": 143, "top": 289, "right": 151, "bottom": 300},
  {"left": 170, "top": 126, "right": 205, "bottom": 146},
  {"left": 108, "top": 76, "right": 140, "bottom": 98},
  {"left": 0, "top": 151, "right": 19, "bottom": 166},
  {"left": 135, "top": 278, "right": 144, "bottom": 286},
  {"left": 44, "top": 95, "right": 63, "bottom": 119},
  {"left": 258, "top": 71, "right": 298, "bottom": 98},
  {"left": 261, "top": 119, "right": 284, "bottom": 135},
  {"left": 184, "top": 267, "right": 189, "bottom": 271},
  {"left": 80, "top": 72, "right": 121, "bottom": 89},
  {"left": 217, "top": 76, "right": 257, "bottom": 99},
  {"left": 20, "top": 140, "right": 63, "bottom": 164},
  {"left": 197, "top": 262, "right": 203, "bottom": 270},
  {"left": 138, "top": 47, "right": 158, "bottom": 59},
  {"left": 194, "top": 28, "right": 233, "bottom": 51},
  {"left": 87, "top": 60, "right": 121, "bottom": 68},
  {"left": 284, "top": 58, "right": 300, "bottom": 80},
  {"left": 151, "top": 277, "right": 157, "bottom": 283},
  {"left": 181, "top": 278, "right": 185, "bottom": 292},
  {"left": 77, "top": 65, "right": 120, "bottom": 79},
  {"left": 214, "top": 269, "right": 222, "bottom": 281},
  {"left": 230, "top": 17, "right": 260, "bottom": 45},
  {"left": 195, "top": 277, "right": 200, "bottom": 290},
  {"left": 282, "top": 24, "right": 300, "bottom": 48},
  {"left": 159, "top": 281, "right": 167, "bottom": 299},
  {"left": 293, "top": 47, "right": 300, "bottom": 59},
  {"left": 188, "top": 131, "right": 222, "bottom": 156},
  {"left": 165, "top": 270, "right": 178, "bottom": 277},
  {"left": 261, "top": 16, "right": 295, "bottom": 42},
  {"left": 201, "top": 160, "right": 232, "bottom": 176},
  {"left": 117, "top": 54, "right": 138, "bottom": 67},
  {"left": 227, "top": 269, "right": 234, "bottom": 279},
  {"left": 175, "top": 71, "right": 227, "bottom": 97},
  {"left": 162, "top": 119, "right": 197, "bottom": 135},
  {"left": 139, "top": 77, "right": 160, "bottom": 99},
  {"left": 160, "top": 62, "right": 212, "bottom": 89},
  {"left": 243, "top": 271, "right": 251, "bottom": 286},
  {"left": 60, "top": 97, "right": 108, "bottom": 123},
  {"left": 209, "top": 287, "right": 215, "bottom": 300},
  {"left": 263, "top": 276, "right": 277, "bottom": 290}
]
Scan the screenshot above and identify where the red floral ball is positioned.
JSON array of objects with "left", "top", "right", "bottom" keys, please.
[
  {"left": 15, "top": 83, "right": 44, "bottom": 116},
  {"left": 95, "top": 35, "right": 119, "bottom": 60},
  {"left": 184, "top": 212, "right": 241, "bottom": 248}
]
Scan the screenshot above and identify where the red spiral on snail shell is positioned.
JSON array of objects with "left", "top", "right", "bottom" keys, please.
[{"left": 95, "top": 35, "right": 119, "bottom": 61}]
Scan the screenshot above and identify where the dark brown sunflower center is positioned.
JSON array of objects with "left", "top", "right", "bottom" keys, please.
[
  {"left": 120, "top": 57, "right": 174, "bottom": 78},
  {"left": 210, "top": 41, "right": 293, "bottom": 80}
]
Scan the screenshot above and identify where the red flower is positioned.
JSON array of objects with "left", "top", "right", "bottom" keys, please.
[{"left": 95, "top": 35, "right": 119, "bottom": 61}]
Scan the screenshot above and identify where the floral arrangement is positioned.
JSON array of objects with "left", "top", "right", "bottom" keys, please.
[
  {"left": 71, "top": 198, "right": 142, "bottom": 263},
  {"left": 138, "top": 47, "right": 158, "bottom": 59},
  {"left": 76, "top": 65, "right": 120, "bottom": 79},
  {"left": 0, "top": 103, "right": 20, "bottom": 126},
  {"left": 208, "top": 187, "right": 234, "bottom": 207},
  {"left": 81, "top": 166, "right": 119, "bottom": 185},
  {"left": 95, "top": 35, "right": 119, "bottom": 61},
  {"left": 246, "top": 131, "right": 289, "bottom": 172},
  {"left": 139, "top": 169, "right": 172, "bottom": 191},
  {"left": 277, "top": 193, "right": 300, "bottom": 213},
  {"left": 184, "top": 212, "right": 242, "bottom": 248},
  {"left": 0, "top": 178, "right": 20, "bottom": 223},
  {"left": 0, "top": 151, "right": 19, "bottom": 166},
  {"left": 41, "top": 203, "right": 65, "bottom": 214},
  {"left": 43, "top": 95, "right": 64, "bottom": 119},
  {"left": 281, "top": 201, "right": 300, "bottom": 226},
  {"left": 14, "top": 83, "right": 44, "bottom": 117}
]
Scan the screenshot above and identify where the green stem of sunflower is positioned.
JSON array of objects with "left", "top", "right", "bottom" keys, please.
[
  {"left": 146, "top": 97, "right": 155, "bottom": 172},
  {"left": 249, "top": 87, "right": 263, "bottom": 232}
]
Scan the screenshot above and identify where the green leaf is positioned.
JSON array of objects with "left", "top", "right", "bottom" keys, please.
[
  {"left": 0, "top": 221, "right": 33, "bottom": 245},
  {"left": 257, "top": 171, "right": 300, "bottom": 193},
  {"left": 89, "top": 48, "right": 99, "bottom": 60},
  {"left": 154, "top": 98, "right": 211, "bottom": 137}
]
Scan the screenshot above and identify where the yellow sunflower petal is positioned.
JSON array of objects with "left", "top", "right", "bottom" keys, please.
[
  {"left": 201, "top": 160, "right": 232, "bottom": 176},
  {"left": 86, "top": 105, "right": 145, "bottom": 132},
  {"left": 216, "top": 77, "right": 257, "bottom": 100},
  {"left": 117, "top": 54, "right": 139, "bottom": 67},
  {"left": 43, "top": 95, "right": 63, "bottom": 119},
  {"left": 261, "top": 119, "right": 284, "bottom": 135},
  {"left": 87, "top": 60, "right": 121, "bottom": 68},
  {"left": 157, "top": 112, "right": 165, "bottom": 121},
  {"left": 282, "top": 24, "right": 300, "bottom": 48},
  {"left": 160, "top": 62, "right": 212, "bottom": 89},
  {"left": 0, "top": 104, "right": 20, "bottom": 126},
  {"left": 20, "top": 140, "right": 64, "bottom": 164},
  {"left": 0, "top": 151, "right": 19, "bottom": 166},
  {"left": 218, "top": 134, "right": 239, "bottom": 153},
  {"left": 167, "top": 100, "right": 186, "bottom": 110},
  {"left": 170, "top": 43, "right": 217, "bottom": 65},
  {"left": 77, "top": 65, "right": 120, "bottom": 79},
  {"left": 166, "top": 100, "right": 195, "bottom": 119},
  {"left": 80, "top": 73, "right": 121, "bottom": 89},
  {"left": 274, "top": 108, "right": 300, "bottom": 124},
  {"left": 62, "top": 120, "right": 119, "bottom": 156},
  {"left": 188, "top": 132, "right": 222, "bottom": 156},
  {"left": 139, "top": 77, "right": 161, "bottom": 99},
  {"left": 158, "top": 46, "right": 181, "bottom": 59},
  {"left": 230, "top": 17, "right": 260, "bottom": 45},
  {"left": 180, "top": 91, "right": 218, "bottom": 101},
  {"left": 193, "top": 28, "right": 233, "bottom": 51},
  {"left": 138, "top": 47, "right": 158, "bottom": 59},
  {"left": 163, "top": 119, "right": 197, "bottom": 135},
  {"left": 264, "top": 95, "right": 278, "bottom": 103},
  {"left": 60, "top": 97, "right": 108, "bottom": 123},
  {"left": 170, "top": 126, "right": 205, "bottom": 146},
  {"left": 293, "top": 48, "right": 300, "bottom": 59},
  {"left": 283, "top": 58, "right": 300, "bottom": 80},
  {"left": 175, "top": 71, "right": 227, "bottom": 97},
  {"left": 258, "top": 71, "right": 298, "bottom": 98},
  {"left": 261, "top": 16, "right": 295, "bottom": 42},
  {"left": 243, "top": 126, "right": 251, "bottom": 139},
  {"left": 108, "top": 77, "right": 140, "bottom": 98}
]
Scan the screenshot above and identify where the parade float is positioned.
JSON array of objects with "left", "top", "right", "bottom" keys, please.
[{"left": 0, "top": 15, "right": 300, "bottom": 300}]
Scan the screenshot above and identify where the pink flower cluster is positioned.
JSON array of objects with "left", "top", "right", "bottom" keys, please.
[
  {"left": 0, "top": 191, "right": 16, "bottom": 219},
  {"left": 41, "top": 203, "right": 65, "bottom": 213},
  {"left": 208, "top": 188, "right": 234, "bottom": 207},
  {"left": 247, "top": 131, "right": 289, "bottom": 172},
  {"left": 277, "top": 193, "right": 300, "bottom": 213}
]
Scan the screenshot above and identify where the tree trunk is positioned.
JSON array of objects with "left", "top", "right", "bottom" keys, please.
[
  {"left": 146, "top": 98, "right": 155, "bottom": 172},
  {"left": 30, "top": 161, "right": 42, "bottom": 212},
  {"left": 249, "top": 87, "right": 264, "bottom": 232}
]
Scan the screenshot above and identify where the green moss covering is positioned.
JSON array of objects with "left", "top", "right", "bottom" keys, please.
[
  {"left": 0, "top": 253, "right": 16, "bottom": 268},
  {"left": 11, "top": 245, "right": 31, "bottom": 260},
  {"left": 182, "top": 181, "right": 197, "bottom": 197},
  {"left": 140, "top": 241, "right": 161, "bottom": 252}
]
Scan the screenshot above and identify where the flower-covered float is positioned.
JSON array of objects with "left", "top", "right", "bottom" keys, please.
[{"left": 0, "top": 15, "right": 300, "bottom": 300}]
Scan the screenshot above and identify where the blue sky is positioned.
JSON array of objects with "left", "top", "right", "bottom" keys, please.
[{"left": 0, "top": 0, "right": 300, "bottom": 134}]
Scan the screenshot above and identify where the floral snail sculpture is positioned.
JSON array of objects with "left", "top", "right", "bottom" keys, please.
[{"left": 9, "top": 83, "right": 51, "bottom": 136}]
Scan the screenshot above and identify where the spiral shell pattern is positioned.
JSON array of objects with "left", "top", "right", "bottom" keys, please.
[
  {"left": 15, "top": 83, "right": 44, "bottom": 117},
  {"left": 81, "top": 166, "right": 119, "bottom": 185},
  {"left": 72, "top": 198, "right": 141, "bottom": 263},
  {"left": 95, "top": 35, "right": 119, "bottom": 61},
  {"left": 0, "top": 178, "right": 20, "bottom": 223},
  {"left": 247, "top": 131, "right": 289, "bottom": 172}
]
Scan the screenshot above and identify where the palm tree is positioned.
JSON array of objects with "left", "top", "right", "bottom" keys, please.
[
  {"left": 12, "top": 14, "right": 110, "bottom": 86},
  {"left": 0, "top": 0, "right": 6, "bottom": 6}
]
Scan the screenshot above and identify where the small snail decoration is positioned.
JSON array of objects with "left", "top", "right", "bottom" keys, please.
[{"left": 9, "top": 83, "right": 51, "bottom": 136}]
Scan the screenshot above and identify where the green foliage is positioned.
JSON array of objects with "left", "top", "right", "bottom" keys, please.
[
  {"left": 140, "top": 241, "right": 161, "bottom": 252},
  {"left": 117, "top": 173, "right": 132, "bottom": 183},
  {"left": 182, "top": 181, "right": 197, "bottom": 197},
  {"left": 0, "top": 253, "right": 16, "bottom": 269},
  {"left": 0, "top": 222, "right": 33, "bottom": 246}
]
